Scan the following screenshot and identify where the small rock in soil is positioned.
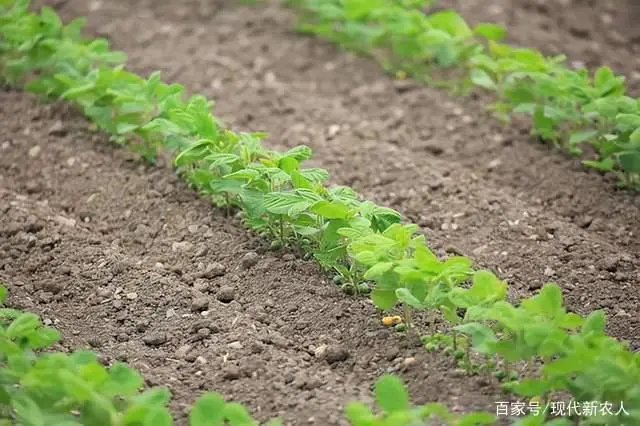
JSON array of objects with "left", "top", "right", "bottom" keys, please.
[
  {"left": 142, "top": 333, "right": 167, "bottom": 346},
  {"left": 38, "top": 292, "right": 53, "bottom": 303},
  {"left": 222, "top": 366, "right": 241, "bottom": 381},
  {"left": 249, "top": 341, "right": 265, "bottom": 354},
  {"left": 487, "top": 158, "right": 501, "bottom": 171},
  {"left": 578, "top": 216, "right": 593, "bottom": 229},
  {"left": 282, "top": 253, "right": 296, "bottom": 261},
  {"left": 240, "top": 251, "right": 259, "bottom": 269},
  {"left": 193, "top": 279, "right": 211, "bottom": 293},
  {"left": 314, "top": 344, "right": 328, "bottom": 359},
  {"left": 325, "top": 345, "right": 350, "bottom": 364},
  {"left": 88, "top": 338, "right": 103, "bottom": 348},
  {"left": 53, "top": 215, "right": 76, "bottom": 228},
  {"left": 403, "top": 357, "right": 416, "bottom": 367},
  {"left": 544, "top": 267, "right": 555, "bottom": 277},
  {"left": 199, "top": 262, "right": 226, "bottom": 278},
  {"left": 528, "top": 281, "right": 543, "bottom": 290},
  {"left": 48, "top": 120, "right": 67, "bottom": 136},
  {"left": 197, "top": 328, "right": 211, "bottom": 339},
  {"left": 191, "top": 297, "right": 210, "bottom": 312},
  {"left": 172, "top": 241, "right": 193, "bottom": 252},
  {"left": 175, "top": 344, "right": 192, "bottom": 359},
  {"left": 216, "top": 285, "right": 235, "bottom": 303},
  {"left": 96, "top": 288, "right": 111, "bottom": 298},
  {"left": 136, "top": 320, "right": 150, "bottom": 332},
  {"left": 25, "top": 181, "right": 43, "bottom": 194},
  {"left": 600, "top": 255, "right": 620, "bottom": 272},
  {"left": 28, "top": 145, "right": 41, "bottom": 158},
  {"left": 228, "top": 341, "right": 243, "bottom": 350}
]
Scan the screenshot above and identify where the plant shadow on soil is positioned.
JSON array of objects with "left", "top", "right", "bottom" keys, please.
[{"left": 1, "top": 0, "right": 639, "bottom": 424}]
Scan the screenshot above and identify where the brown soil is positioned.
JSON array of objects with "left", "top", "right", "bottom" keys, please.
[{"left": 2, "top": 0, "right": 639, "bottom": 424}]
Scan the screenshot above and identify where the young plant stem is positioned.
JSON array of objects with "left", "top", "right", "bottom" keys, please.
[{"left": 404, "top": 304, "right": 414, "bottom": 337}]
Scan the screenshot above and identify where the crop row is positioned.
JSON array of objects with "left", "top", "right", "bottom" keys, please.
[
  {"left": 0, "top": 282, "right": 494, "bottom": 426},
  {"left": 0, "top": 1, "right": 638, "bottom": 425},
  {"left": 282, "top": 0, "right": 640, "bottom": 189}
]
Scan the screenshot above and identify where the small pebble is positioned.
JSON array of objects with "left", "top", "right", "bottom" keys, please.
[
  {"left": 325, "top": 345, "right": 349, "bottom": 364},
  {"left": 28, "top": 145, "right": 41, "bottom": 158},
  {"left": 240, "top": 251, "right": 259, "bottom": 269},
  {"left": 228, "top": 341, "right": 243, "bottom": 350},
  {"left": 216, "top": 285, "right": 235, "bottom": 303},
  {"left": 191, "top": 297, "right": 210, "bottom": 312},
  {"left": 142, "top": 333, "right": 167, "bottom": 346}
]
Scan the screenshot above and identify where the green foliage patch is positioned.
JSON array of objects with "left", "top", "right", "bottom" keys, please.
[{"left": 284, "top": 0, "right": 640, "bottom": 189}]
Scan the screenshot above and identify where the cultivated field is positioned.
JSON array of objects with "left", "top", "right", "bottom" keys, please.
[{"left": 1, "top": 0, "right": 639, "bottom": 425}]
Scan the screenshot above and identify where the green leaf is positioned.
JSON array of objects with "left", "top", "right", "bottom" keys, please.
[
  {"left": 290, "top": 170, "right": 312, "bottom": 189},
  {"left": 457, "top": 411, "right": 498, "bottom": 426},
  {"left": 283, "top": 145, "right": 312, "bottom": 161},
  {"left": 521, "top": 283, "right": 564, "bottom": 320},
  {"left": 593, "top": 66, "right": 615, "bottom": 89},
  {"left": 615, "top": 114, "right": 640, "bottom": 132},
  {"left": 618, "top": 151, "right": 640, "bottom": 173},
  {"left": 473, "top": 23, "right": 506, "bottom": 41},
  {"left": 363, "top": 262, "right": 394, "bottom": 280},
  {"left": 454, "top": 323, "right": 497, "bottom": 354},
  {"left": 559, "top": 313, "right": 583, "bottom": 329},
  {"left": 543, "top": 355, "right": 586, "bottom": 376},
  {"left": 102, "top": 362, "right": 143, "bottom": 397},
  {"left": 278, "top": 155, "right": 299, "bottom": 174},
  {"left": 310, "top": 200, "right": 354, "bottom": 219},
  {"left": 6, "top": 313, "right": 40, "bottom": 339},
  {"left": 569, "top": 130, "right": 598, "bottom": 145},
  {"left": 582, "top": 157, "right": 615, "bottom": 172},
  {"left": 299, "top": 168, "right": 329, "bottom": 184},
  {"left": 581, "top": 310, "right": 606, "bottom": 336},
  {"left": 143, "top": 407, "right": 173, "bottom": 426},
  {"left": 11, "top": 393, "right": 46, "bottom": 426},
  {"left": 222, "top": 169, "right": 260, "bottom": 181},
  {"left": 263, "top": 192, "right": 311, "bottom": 216},
  {"left": 223, "top": 402, "right": 257, "bottom": 425},
  {"left": 470, "top": 69, "right": 496, "bottom": 90},
  {"left": 395, "top": 288, "right": 423, "bottom": 308},
  {"left": 532, "top": 107, "right": 554, "bottom": 137},
  {"left": 27, "top": 327, "right": 60, "bottom": 349},
  {"left": 116, "top": 122, "right": 139, "bottom": 135},
  {"left": 371, "top": 289, "right": 398, "bottom": 310},
  {"left": 344, "top": 402, "right": 375, "bottom": 426},
  {"left": 374, "top": 375, "right": 409, "bottom": 414},
  {"left": 210, "top": 178, "right": 243, "bottom": 195},
  {"left": 189, "top": 393, "right": 226, "bottom": 426},
  {"left": 629, "top": 127, "right": 640, "bottom": 145},
  {"left": 133, "top": 387, "right": 172, "bottom": 408},
  {"left": 428, "top": 10, "right": 472, "bottom": 37},
  {"left": 506, "top": 378, "right": 553, "bottom": 397}
]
